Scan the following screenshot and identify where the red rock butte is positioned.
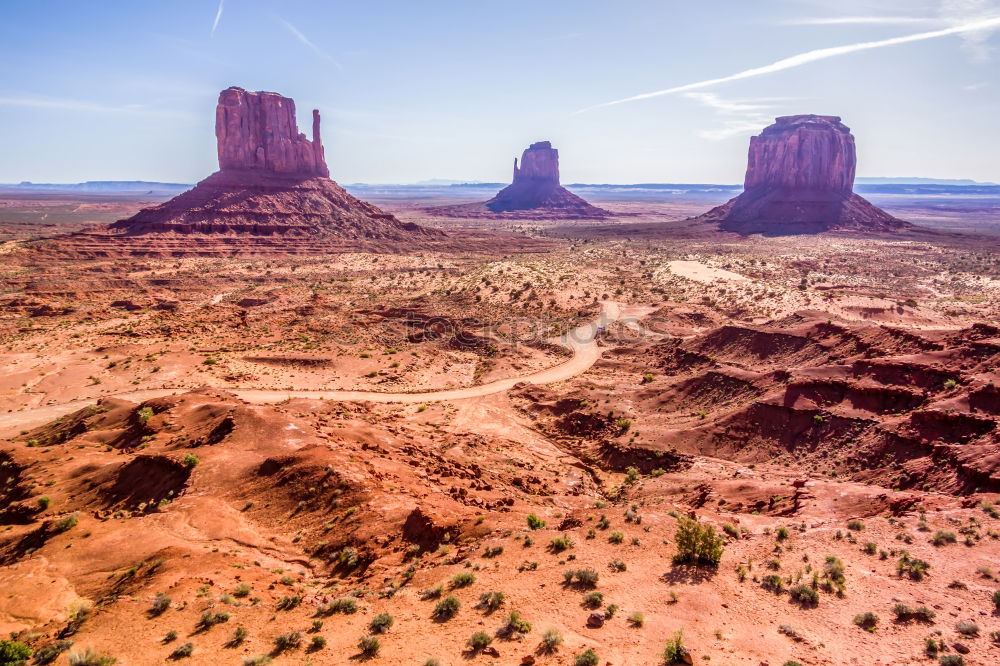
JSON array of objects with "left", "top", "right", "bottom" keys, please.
[
  {"left": 433, "top": 141, "right": 609, "bottom": 219},
  {"left": 40, "top": 87, "right": 444, "bottom": 257},
  {"left": 702, "top": 115, "right": 909, "bottom": 234}
]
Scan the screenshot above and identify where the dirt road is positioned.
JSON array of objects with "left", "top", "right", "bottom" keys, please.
[{"left": 0, "top": 302, "right": 655, "bottom": 437}]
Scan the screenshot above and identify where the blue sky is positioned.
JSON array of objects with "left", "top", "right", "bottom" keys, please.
[{"left": 1, "top": 0, "right": 998, "bottom": 184}]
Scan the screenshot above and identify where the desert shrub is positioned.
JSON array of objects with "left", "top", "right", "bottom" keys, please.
[
  {"left": 196, "top": 610, "right": 230, "bottom": 629},
  {"left": 163, "top": 631, "right": 177, "bottom": 643},
  {"left": 539, "top": 629, "right": 563, "bottom": 653},
  {"left": 897, "top": 554, "right": 931, "bottom": 581},
  {"left": 864, "top": 542, "right": 877, "bottom": 555},
  {"left": 169, "top": 643, "right": 194, "bottom": 659},
  {"left": 242, "top": 656, "right": 271, "bottom": 666},
  {"left": 776, "top": 526, "right": 789, "bottom": 541},
  {"left": 483, "top": 545, "right": 503, "bottom": 558},
  {"left": 789, "top": 584, "right": 819, "bottom": 607},
  {"left": 938, "top": 656, "right": 964, "bottom": 666},
  {"left": 846, "top": 519, "right": 865, "bottom": 531},
  {"left": 37, "top": 495, "right": 51, "bottom": 511},
  {"left": 369, "top": 612, "right": 393, "bottom": 633},
  {"left": 993, "top": 589, "right": 1000, "bottom": 610},
  {"left": 563, "top": 568, "right": 599, "bottom": 587},
  {"left": 673, "top": 517, "right": 724, "bottom": 566},
  {"left": 433, "top": 595, "right": 460, "bottom": 620},
  {"left": 0, "top": 640, "right": 32, "bottom": 665},
  {"left": 628, "top": 611, "right": 644, "bottom": 627},
  {"left": 33, "top": 640, "right": 73, "bottom": 665},
  {"left": 853, "top": 612, "right": 878, "bottom": 632},
  {"left": 54, "top": 512, "right": 79, "bottom": 533},
  {"left": 478, "top": 591, "right": 505, "bottom": 611},
  {"left": 451, "top": 572, "right": 475, "bottom": 588},
  {"left": 149, "top": 593, "right": 171, "bottom": 616},
  {"left": 325, "top": 597, "right": 357, "bottom": 614},
  {"left": 420, "top": 585, "right": 443, "bottom": 600},
  {"left": 609, "top": 531, "right": 624, "bottom": 544},
  {"left": 931, "top": 530, "right": 957, "bottom": 546},
  {"left": 608, "top": 559, "right": 626, "bottom": 572},
  {"left": 892, "top": 603, "right": 935, "bottom": 622},
  {"left": 226, "top": 627, "right": 248, "bottom": 648},
  {"left": 182, "top": 454, "right": 199, "bottom": 468},
  {"left": 502, "top": 610, "right": 531, "bottom": 634},
  {"left": 273, "top": 632, "right": 302, "bottom": 653},
  {"left": 761, "top": 574, "right": 785, "bottom": 594},
  {"left": 583, "top": 591, "right": 603, "bottom": 608},
  {"left": 574, "top": 648, "right": 599, "bottom": 666},
  {"left": 955, "top": 620, "right": 979, "bottom": 636},
  {"left": 358, "top": 635, "right": 380, "bottom": 657},
  {"left": 309, "top": 636, "right": 326, "bottom": 651},
  {"left": 467, "top": 632, "right": 493, "bottom": 652},
  {"left": 527, "top": 514, "right": 546, "bottom": 530},
  {"left": 67, "top": 649, "right": 117, "bottom": 666},
  {"left": 548, "top": 536, "right": 573, "bottom": 552},
  {"left": 722, "top": 523, "right": 740, "bottom": 539},
  {"left": 662, "top": 630, "right": 686, "bottom": 664},
  {"left": 232, "top": 583, "right": 251, "bottom": 598}
]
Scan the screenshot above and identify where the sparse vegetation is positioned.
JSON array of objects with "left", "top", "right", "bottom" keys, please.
[{"left": 673, "top": 516, "right": 724, "bottom": 566}]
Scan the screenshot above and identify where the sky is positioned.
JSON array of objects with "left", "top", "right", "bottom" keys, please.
[{"left": 1, "top": 0, "right": 998, "bottom": 184}]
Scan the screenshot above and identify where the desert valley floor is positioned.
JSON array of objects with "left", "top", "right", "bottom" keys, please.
[{"left": 1, "top": 190, "right": 999, "bottom": 665}]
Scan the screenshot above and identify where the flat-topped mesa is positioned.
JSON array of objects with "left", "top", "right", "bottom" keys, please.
[
  {"left": 701, "top": 114, "right": 909, "bottom": 234},
  {"left": 744, "top": 115, "right": 856, "bottom": 194},
  {"left": 215, "top": 86, "right": 329, "bottom": 178},
  {"left": 513, "top": 141, "right": 560, "bottom": 185}
]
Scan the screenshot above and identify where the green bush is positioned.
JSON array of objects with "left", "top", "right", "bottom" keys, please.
[
  {"left": 892, "top": 603, "right": 935, "bottom": 622},
  {"left": 527, "top": 514, "right": 546, "bottom": 530},
  {"left": 478, "top": 591, "right": 505, "bottom": 611},
  {"left": 358, "top": 635, "right": 380, "bottom": 657},
  {"left": 149, "top": 592, "right": 171, "bottom": 616},
  {"left": 37, "top": 495, "right": 51, "bottom": 511},
  {"left": 789, "top": 584, "right": 819, "bottom": 606},
  {"left": 0, "top": 640, "right": 32, "bottom": 666},
  {"left": 451, "top": 572, "right": 475, "bottom": 588},
  {"left": 575, "top": 648, "right": 599, "bottom": 666},
  {"left": 309, "top": 636, "right": 326, "bottom": 651},
  {"left": 540, "top": 628, "right": 563, "bottom": 653},
  {"left": 182, "top": 454, "right": 199, "bottom": 468},
  {"left": 939, "top": 656, "right": 964, "bottom": 666},
  {"left": 273, "top": 632, "right": 302, "bottom": 653},
  {"left": 433, "top": 595, "right": 460, "bottom": 620},
  {"left": 33, "top": 640, "right": 72, "bottom": 665},
  {"left": 169, "top": 643, "right": 193, "bottom": 659},
  {"left": 467, "top": 632, "right": 493, "bottom": 652},
  {"left": 548, "top": 536, "right": 573, "bottom": 552},
  {"left": 932, "top": 530, "right": 957, "bottom": 546},
  {"left": 369, "top": 613, "right": 393, "bottom": 633},
  {"left": 853, "top": 612, "right": 878, "bottom": 632},
  {"left": 662, "top": 630, "right": 687, "bottom": 664},
  {"left": 673, "top": 517, "right": 724, "bottom": 566}
]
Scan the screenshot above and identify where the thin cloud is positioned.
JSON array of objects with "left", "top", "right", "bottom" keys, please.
[
  {"left": 278, "top": 18, "right": 343, "bottom": 70},
  {"left": 941, "top": 0, "right": 1000, "bottom": 60},
  {"left": 0, "top": 95, "right": 191, "bottom": 118},
  {"left": 211, "top": 0, "right": 224, "bottom": 37},
  {"left": 782, "top": 17, "right": 944, "bottom": 26},
  {"left": 682, "top": 92, "right": 787, "bottom": 141},
  {"left": 577, "top": 15, "right": 1000, "bottom": 113}
]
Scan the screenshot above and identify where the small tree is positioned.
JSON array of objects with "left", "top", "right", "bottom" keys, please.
[{"left": 673, "top": 517, "right": 724, "bottom": 566}]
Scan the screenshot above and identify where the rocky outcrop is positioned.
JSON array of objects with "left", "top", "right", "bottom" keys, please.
[
  {"left": 702, "top": 115, "right": 909, "bottom": 234},
  {"left": 215, "top": 87, "right": 329, "bottom": 178},
  {"left": 433, "top": 141, "right": 608, "bottom": 219},
  {"left": 82, "top": 86, "right": 445, "bottom": 253},
  {"left": 485, "top": 141, "right": 607, "bottom": 216}
]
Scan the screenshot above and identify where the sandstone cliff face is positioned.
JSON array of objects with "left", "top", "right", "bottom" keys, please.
[
  {"left": 704, "top": 115, "right": 907, "bottom": 234},
  {"left": 744, "top": 115, "right": 856, "bottom": 194},
  {"left": 216, "top": 87, "right": 329, "bottom": 178},
  {"left": 513, "top": 141, "right": 560, "bottom": 184}
]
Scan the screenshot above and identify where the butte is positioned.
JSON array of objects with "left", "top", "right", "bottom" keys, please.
[
  {"left": 433, "top": 141, "right": 609, "bottom": 219},
  {"left": 700, "top": 115, "right": 910, "bottom": 235},
  {"left": 41, "top": 87, "right": 443, "bottom": 257}
]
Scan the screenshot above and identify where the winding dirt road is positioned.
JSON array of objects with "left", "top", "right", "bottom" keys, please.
[{"left": 0, "top": 302, "right": 655, "bottom": 437}]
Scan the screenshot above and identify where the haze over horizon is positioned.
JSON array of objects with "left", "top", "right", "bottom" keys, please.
[{"left": 1, "top": 0, "right": 998, "bottom": 185}]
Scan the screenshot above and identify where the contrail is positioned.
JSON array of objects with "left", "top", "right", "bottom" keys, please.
[
  {"left": 211, "top": 0, "right": 224, "bottom": 36},
  {"left": 577, "top": 15, "right": 1000, "bottom": 113},
  {"left": 279, "top": 18, "right": 343, "bottom": 70}
]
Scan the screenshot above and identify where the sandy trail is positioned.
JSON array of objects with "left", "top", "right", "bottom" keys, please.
[
  {"left": 667, "top": 259, "right": 748, "bottom": 283},
  {"left": 0, "top": 302, "right": 655, "bottom": 436}
]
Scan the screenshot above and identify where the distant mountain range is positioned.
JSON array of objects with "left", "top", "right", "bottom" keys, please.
[{"left": 2, "top": 177, "right": 997, "bottom": 197}]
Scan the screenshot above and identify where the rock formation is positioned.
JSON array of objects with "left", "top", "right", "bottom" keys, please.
[
  {"left": 215, "top": 87, "right": 329, "bottom": 178},
  {"left": 432, "top": 141, "right": 609, "bottom": 219},
  {"left": 44, "top": 87, "right": 443, "bottom": 255},
  {"left": 485, "top": 141, "right": 608, "bottom": 216},
  {"left": 702, "top": 115, "right": 908, "bottom": 234}
]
